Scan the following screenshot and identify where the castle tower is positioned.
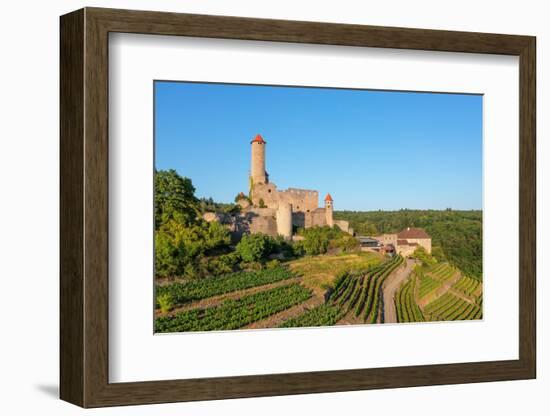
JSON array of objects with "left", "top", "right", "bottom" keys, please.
[
  {"left": 250, "top": 134, "right": 267, "bottom": 185},
  {"left": 324, "top": 193, "right": 334, "bottom": 227},
  {"left": 276, "top": 202, "right": 293, "bottom": 240}
]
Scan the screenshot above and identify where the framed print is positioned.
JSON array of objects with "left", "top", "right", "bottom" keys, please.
[{"left": 60, "top": 7, "right": 536, "bottom": 408}]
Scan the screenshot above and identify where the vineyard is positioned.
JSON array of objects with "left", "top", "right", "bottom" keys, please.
[
  {"left": 395, "top": 262, "right": 483, "bottom": 323},
  {"left": 156, "top": 267, "right": 294, "bottom": 308},
  {"left": 395, "top": 277, "right": 424, "bottom": 323},
  {"left": 418, "top": 275, "right": 440, "bottom": 298},
  {"left": 424, "top": 292, "right": 482, "bottom": 321},
  {"left": 279, "top": 255, "right": 405, "bottom": 327},
  {"left": 426, "top": 263, "right": 457, "bottom": 282},
  {"left": 155, "top": 283, "right": 312, "bottom": 332},
  {"left": 155, "top": 253, "right": 482, "bottom": 333},
  {"left": 453, "top": 276, "right": 482, "bottom": 298},
  {"left": 278, "top": 304, "right": 343, "bottom": 328}
]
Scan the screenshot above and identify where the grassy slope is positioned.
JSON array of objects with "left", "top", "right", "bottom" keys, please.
[{"left": 287, "top": 251, "right": 383, "bottom": 296}]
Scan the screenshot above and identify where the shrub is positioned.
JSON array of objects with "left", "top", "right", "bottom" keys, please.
[
  {"left": 266, "top": 259, "right": 280, "bottom": 269},
  {"left": 157, "top": 293, "right": 174, "bottom": 313},
  {"left": 235, "top": 233, "right": 275, "bottom": 262}
]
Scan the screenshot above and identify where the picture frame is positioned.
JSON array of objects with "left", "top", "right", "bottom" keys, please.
[{"left": 60, "top": 7, "right": 536, "bottom": 408}]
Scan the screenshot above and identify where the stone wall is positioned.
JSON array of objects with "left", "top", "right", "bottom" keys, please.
[
  {"left": 334, "top": 219, "right": 350, "bottom": 233},
  {"left": 251, "top": 183, "right": 279, "bottom": 209},
  {"left": 277, "top": 188, "right": 318, "bottom": 212},
  {"left": 249, "top": 216, "right": 277, "bottom": 236}
]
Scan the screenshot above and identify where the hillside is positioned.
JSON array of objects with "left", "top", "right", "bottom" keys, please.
[{"left": 334, "top": 209, "right": 482, "bottom": 280}]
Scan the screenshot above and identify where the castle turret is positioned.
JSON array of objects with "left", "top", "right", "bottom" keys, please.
[
  {"left": 276, "top": 202, "right": 292, "bottom": 240},
  {"left": 324, "top": 193, "right": 334, "bottom": 227},
  {"left": 250, "top": 134, "right": 267, "bottom": 185}
]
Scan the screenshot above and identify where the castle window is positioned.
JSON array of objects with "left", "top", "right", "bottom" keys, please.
[
  {"left": 297, "top": 206, "right": 300, "bottom": 210},
  {"left": 268, "top": 189, "right": 271, "bottom": 193}
]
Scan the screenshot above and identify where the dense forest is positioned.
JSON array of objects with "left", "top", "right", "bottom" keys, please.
[{"left": 334, "top": 209, "right": 482, "bottom": 280}]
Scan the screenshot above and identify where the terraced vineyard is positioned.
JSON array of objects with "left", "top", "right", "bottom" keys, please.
[
  {"left": 395, "top": 277, "right": 424, "bottom": 323},
  {"left": 418, "top": 275, "right": 440, "bottom": 298},
  {"left": 453, "top": 276, "right": 482, "bottom": 298},
  {"left": 424, "top": 292, "right": 482, "bottom": 321},
  {"left": 427, "top": 262, "right": 457, "bottom": 282},
  {"left": 394, "top": 261, "right": 483, "bottom": 323}
]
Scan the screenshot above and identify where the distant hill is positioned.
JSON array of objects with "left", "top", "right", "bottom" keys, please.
[{"left": 334, "top": 209, "right": 482, "bottom": 280}]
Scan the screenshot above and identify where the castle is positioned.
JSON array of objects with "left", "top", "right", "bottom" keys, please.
[{"left": 204, "top": 134, "right": 351, "bottom": 240}]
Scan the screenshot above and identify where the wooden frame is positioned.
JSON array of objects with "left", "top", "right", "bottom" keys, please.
[{"left": 60, "top": 7, "right": 536, "bottom": 408}]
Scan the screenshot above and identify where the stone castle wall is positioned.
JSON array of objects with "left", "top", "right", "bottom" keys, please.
[{"left": 277, "top": 188, "right": 318, "bottom": 213}]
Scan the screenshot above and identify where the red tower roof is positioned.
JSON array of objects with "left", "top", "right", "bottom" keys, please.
[
  {"left": 324, "top": 193, "right": 333, "bottom": 202},
  {"left": 250, "top": 134, "right": 266, "bottom": 144}
]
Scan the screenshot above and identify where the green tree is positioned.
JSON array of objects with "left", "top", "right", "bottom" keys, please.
[
  {"left": 235, "top": 233, "right": 274, "bottom": 262},
  {"left": 155, "top": 169, "right": 199, "bottom": 229},
  {"left": 154, "top": 219, "right": 230, "bottom": 278}
]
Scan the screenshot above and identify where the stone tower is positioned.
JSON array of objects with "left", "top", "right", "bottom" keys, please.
[
  {"left": 276, "top": 202, "right": 293, "bottom": 240},
  {"left": 324, "top": 193, "right": 334, "bottom": 227},
  {"left": 250, "top": 134, "right": 267, "bottom": 185}
]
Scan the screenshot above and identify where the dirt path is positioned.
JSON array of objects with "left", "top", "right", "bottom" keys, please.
[
  {"left": 156, "top": 277, "right": 301, "bottom": 317},
  {"left": 381, "top": 258, "right": 416, "bottom": 323},
  {"left": 243, "top": 296, "right": 324, "bottom": 329}
]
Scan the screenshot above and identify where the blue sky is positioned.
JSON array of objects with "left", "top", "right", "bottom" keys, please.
[{"left": 155, "top": 81, "right": 482, "bottom": 211}]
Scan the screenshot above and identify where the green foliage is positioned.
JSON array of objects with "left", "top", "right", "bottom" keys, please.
[
  {"left": 155, "top": 283, "right": 312, "bottom": 332},
  {"left": 294, "top": 226, "right": 357, "bottom": 256},
  {"left": 200, "top": 197, "right": 241, "bottom": 214},
  {"left": 155, "top": 219, "right": 231, "bottom": 278},
  {"left": 266, "top": 259, "right": 281, "bottom": 269},
  {"left": 279, "top": 304, "right": 343, "bottom": 328},
  {"left": 424, "top": 292, "right": 482, "bottom": 321},
  {"left": 334, "top": 209, "right": 482, "bottom": 280},
  {"left": 156, "top": 267, "right": 294, "bottom": 307},
  {"left": 235, "top": 233, "right": 275, "bottom": 262},
  {"left": 154, "top": 169, "right": 200, "bottom": 229},
  {"left": 154, "top": 169, "right": 236, "bottom": 279},
  {"left": 395, "top": 277, "right": 424, "bottom": 323},
  {"left": 414, "top": 246, "right": 437, "bottom": 266},
  {"left": 248, "top": 175, "right": 254, "bottom": 198},
  {"left": 156, "top": 293, "right": 174, "bottom": 314}
]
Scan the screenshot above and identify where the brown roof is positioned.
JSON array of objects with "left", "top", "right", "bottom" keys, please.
[
  {"left": 250, "top": 134, "right": 266, "bottom": 144},
  {"left": 324, "top": 193, "right": 333, "bottom": 202},
  {"left": 397, "top": 239, "right": 408, "bottom": 245},
  {"left": 397, "top": 227, "right": 430, "bottom": 239}
]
